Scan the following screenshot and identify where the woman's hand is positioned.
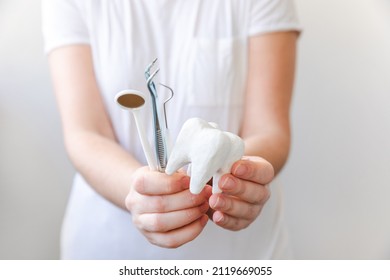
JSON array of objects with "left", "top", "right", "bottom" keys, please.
[
  {"left": 209, "top": 156, "right": 274, "bottom": 231},
  {"left": 125, "top": 167, "right": 211, "bottom": 248}
]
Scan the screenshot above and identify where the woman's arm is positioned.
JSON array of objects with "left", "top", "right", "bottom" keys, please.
[
  {"left": 48, "top": 45, "right": 210, "bottom": 247},
  {"left": 48, "top": 45, "right": 141, "bottom": 209},
  {"left": 241, "top": 31, "right": 297, "bottom": 174},
  {"left": 209, "top": 31, "right": 298, "bottom": 230}
]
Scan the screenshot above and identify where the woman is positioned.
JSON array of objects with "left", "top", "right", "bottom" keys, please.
[{"left": 42, "top": 0, "right": 300, "bottom": 259}]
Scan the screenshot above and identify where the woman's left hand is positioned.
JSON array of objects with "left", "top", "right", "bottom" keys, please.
[{"left": 209, "top": 156, "right": 274, "bottom": 231}]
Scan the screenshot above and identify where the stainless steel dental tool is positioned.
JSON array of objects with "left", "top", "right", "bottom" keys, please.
[
  {"left": 115, "top": 90, "right": 158, "bottom": 171},
  {"left": 145, "top": 58, "right": 170, "bottom": 172},
  {"left": 159, "top": 83, "right": 174, "bottom": 159},
  {"left": 159, "top": 83, "right": 175, "bottom": 130},
  {"left": 115, "top": 59, "right": 173, "bottom": 172}
]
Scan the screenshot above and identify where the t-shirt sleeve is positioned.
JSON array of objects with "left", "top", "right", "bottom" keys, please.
[
  {"left": 248, "top": 0, "right": 302, "bottom": 36},
  {"left": 42, "top": 0, "right": 89, "bottom": 54}
]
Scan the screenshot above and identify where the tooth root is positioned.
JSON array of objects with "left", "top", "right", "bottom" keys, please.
[
  {"left": 188, "top": 157, "right": 218, "bottom": 194},
  {"left": 165, "top": 118, "right": 245, "bottom": 195},
  {"left": 165, "top": 161, "right": 189, "bottom": 175},
  {"left": 212, "top": 173, "right": 222, "bottom": 194},
  {"left": 165, "top": 151, "right": 189, "bottom": 175}
]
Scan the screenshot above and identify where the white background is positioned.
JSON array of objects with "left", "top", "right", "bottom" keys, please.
[{"left": 1, "top": 0, "right": 389, "bottom": 259}]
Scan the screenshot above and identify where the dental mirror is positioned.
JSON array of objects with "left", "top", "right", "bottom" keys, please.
[{"left": 115, "top": 89, "right": 157, "bottom": 171}]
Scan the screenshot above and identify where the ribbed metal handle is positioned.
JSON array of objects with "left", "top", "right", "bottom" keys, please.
[{"left": 156, "top": 129, "right": 166, "bottom": 171}]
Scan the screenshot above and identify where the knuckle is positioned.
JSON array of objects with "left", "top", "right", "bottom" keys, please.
[
  {"left": 262, "top": 186, "right": 271, "bottom": 203},
  {"left": 252, "top": 186, "right": 270, "bottom": 205},
  {"left": 185, "top": 207, "right": 198, "bottom": 220},
  {"left": 253, "top": 188, "right": 265, "bottom": 204},
  {"left": 164, "top": 179, "right": 174, "bottom": 194},
  {"left": 230, "top": 219, "right": 242, "bottom": 231},
  {"left": 165, "top": 174, "right": 186, "bottom": 194},
  {"left": 258, "top": 161, "right": 274, "bottom": 184},
  {"left": 137, "top": 214, "right": 163, "bottom": 232},
  {"left": 149, "top": 214, "right": 164, "bottom": 231},
  {"left": 242, "top": 158, "right": 275, "bottom": 184},
  {"left": 132, "top": 173, "right": 145, "bottom": 193},
  {"left": 165, "top": 175, "right": 181, "bottom": 194},
  {"left": 188, "top": 192, "right": 198, "bottom": 207},
  {"left": 236, "top": 180, "right": 245, "bottom": 196},
  {"left": 224, "top": 216, "right": 250, "bottom": 232},
  {"left": 146, "top": 235, "right": 160, "bottom": 247},
  {"left": 240, "top": 221, "right": 250, "bottom": 230},
  {"left": 144, "top": 233, "right": 182, "bottom": 249},
  {"left": 125, "top": 192, "right": 137, "bottom": 212},
  {"left": 153, "top": 196, "right": 167, "bottom": 212},
  {"left": 224, "top": 198, "right": 234, "bottom": 212},
  {"left": 132, "top": 215, "right": 143, "bottom": 230},
  {"left": 163, "top": 237, "right": 181, "bottom": 249},
  {"left": 245, "top": 205, "right": 259, "bottom": 220}
]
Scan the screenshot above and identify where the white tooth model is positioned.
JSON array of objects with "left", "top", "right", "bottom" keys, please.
[{"left": 165, "top": 118, "right": 245, "bottom": 194}]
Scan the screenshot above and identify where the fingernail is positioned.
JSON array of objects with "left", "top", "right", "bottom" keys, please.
[
  {"left": 222, "top": 177, "right": 235, "bottom": 190},
  {"left": 214, "top": 212, "right": 224, "bottom": 223},
  {"left": 233, "top": 163, "right": 247, "bottom": 177},
  {"left": 213, "top": 196, "right": 225, "bottom": 208}
]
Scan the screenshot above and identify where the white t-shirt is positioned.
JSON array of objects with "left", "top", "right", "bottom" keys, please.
[{"left": 42, "top": 0, "right": 301, "bottom": 259}]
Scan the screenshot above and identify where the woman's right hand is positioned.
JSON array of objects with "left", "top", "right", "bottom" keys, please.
[{"left": 125, "top": 167, "right": 211, "bottom": 248}]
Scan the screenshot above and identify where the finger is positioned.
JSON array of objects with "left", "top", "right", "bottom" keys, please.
[
  {"left": 212, "top": 211, "right": 251, "bottom": 231},
  {"left": 134, "top": 187, "right": 212, "bottom": 214},
  {"left": 133, "top": 168, "right": 190, "bottom": 195},
  {"left": 144, "top": 215, "right": 209, "bottom": 248},
  {"left": 209, "top": 194, "right": 262, "bottom": 220},
  {"left": 231, "top": 157, "right": 274, "bottom": 185},
  {"left": 134, "top": 202, "right": 209, "bottom": 232},
  {"left": 219, "top": 174, "right": 271, "bottom": 205}
]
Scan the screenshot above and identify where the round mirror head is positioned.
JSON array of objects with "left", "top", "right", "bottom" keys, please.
[{"left": 116, "top": 91, "right": 146, "bottom": 109}]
